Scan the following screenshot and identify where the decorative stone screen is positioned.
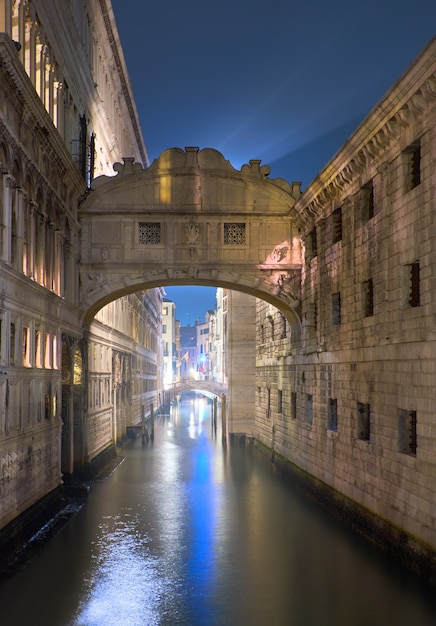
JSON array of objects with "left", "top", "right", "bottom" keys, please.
[
  {"left": 139, "top": 222, "right": 161, "bottom": 244},
  {"left": 224, "top": 223, "right": 246, "bottom": 245}
]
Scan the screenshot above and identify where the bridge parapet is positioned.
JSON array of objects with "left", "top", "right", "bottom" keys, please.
[{"left": 168, "top": 379, "right": 227, "bottom": 399}]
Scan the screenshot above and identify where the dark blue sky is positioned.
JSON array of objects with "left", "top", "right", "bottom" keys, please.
[{"left": 111, "top": 0, "right": 435, "bottom": 323}]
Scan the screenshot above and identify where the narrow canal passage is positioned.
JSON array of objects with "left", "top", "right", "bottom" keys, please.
[{"left": 1, "top": 396, "right": 435, "bottom": 626}]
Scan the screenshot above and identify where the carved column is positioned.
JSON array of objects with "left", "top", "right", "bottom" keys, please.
[{"left": 0, "top": 0, "right": 12, "bottom": 36}]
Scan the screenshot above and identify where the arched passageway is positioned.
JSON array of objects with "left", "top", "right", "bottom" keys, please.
[{"left": 79, "top": 147, "right": 303, "bottom": 325}]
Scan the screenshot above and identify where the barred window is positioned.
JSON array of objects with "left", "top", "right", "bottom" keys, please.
[
  {"left": 224, "top": 222, "right": 246, "bottom": 245},
  {"left": 331, "top": 207, "right": 342, "bottom": 244},
  {"left": 404, "top": 141, "right": 421, "bottom": 191},
  {"left": 361, "top": 180, "right": 375, "bottom": 221},
  {"left": 305, "top": 394, "right": 313, "bottom": 425},
  {"left": 331, "top": 292, "right": 341, "bottom": 325},
  {"left": 362, "top": 278, "right": 374, "bottom": 317},
  {"left": 357, "top": 402, "right": 370, "bottom": 441},
  {"left": 328, "top": 398, "right": 338, "bottom": 432},
  {"left": 309, "top": 227, "right": 317, "bottom": 258},
  {"left": 291, "top": 391, "right": 297, "bottom": 419},
  {"left": 398, "top": 409, "right": 417, "bottom": 456},
  {"left": 405, "top": 261, "right": 420, "bottom": 307},
  {"left": 139, "top": 222, "right": 161, "bottom": 244}
]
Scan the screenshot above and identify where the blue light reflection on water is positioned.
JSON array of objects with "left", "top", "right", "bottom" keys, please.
[{"left": 1, "top": 395, "right": 436, "bottom": 625}]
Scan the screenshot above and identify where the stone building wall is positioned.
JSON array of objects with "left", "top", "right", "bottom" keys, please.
[
  {"left": 0, "top": 1, "right": 155, "bottom": 531},
  {"left": 255, "top": 38, "right": 436, "bottom": 557}
]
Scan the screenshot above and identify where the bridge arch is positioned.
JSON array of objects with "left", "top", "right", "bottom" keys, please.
[{"left": 79, "top": 147, "right": 303, "bottom": 325}]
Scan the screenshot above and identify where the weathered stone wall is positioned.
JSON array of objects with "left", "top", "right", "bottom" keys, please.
[
  {"left": 255, "top": 39, "right": 436, "bottom": 555},
  {"left": 226, "top": 290, "right": 256, "bottom": 435}
]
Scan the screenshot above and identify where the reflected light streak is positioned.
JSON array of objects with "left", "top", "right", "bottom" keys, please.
[{"left": 74, "top": 513, "right": 167, "bottom": 626}]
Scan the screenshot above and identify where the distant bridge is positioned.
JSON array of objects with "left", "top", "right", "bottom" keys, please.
[{"left": 167, "top": 379, "right": 228, "bottom": 401}]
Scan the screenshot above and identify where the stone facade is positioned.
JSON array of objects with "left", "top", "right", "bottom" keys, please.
[
  {"left": 0, "top": 1, "right": 161, "bottom": 532},
  {"left": 255, "top": 38, "right": 436, "bottom": 562}
]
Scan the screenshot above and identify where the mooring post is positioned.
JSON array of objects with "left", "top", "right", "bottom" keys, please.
[
  {"left": 214, "top": 396, "right": 217, "bottom": 432},
  {"left": 150, "top": 403, "right": 155, "bottom": 442},
  {"left": 221, "top": 393, "right": 227, "bottom": 445}
]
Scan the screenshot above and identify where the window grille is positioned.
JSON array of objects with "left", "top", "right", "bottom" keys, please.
[
  {"left": 405, "top": 142, "right": 421, "bottom": 191},
  {"left": 306, "top": 394, "right": 313, "bottom": 425},
  {"left": 357, "top": 402, "right": 370, "bottom": 440},
  {"left": 224, "top": 222, "right": 246, "bottom": 245},
  {"left": 328, "top": 398, "right": 338, "bottom": 432},
  {"left": 291, "top": 391, "right": 297, "bottom": 420},
  {"left": 361, "top": 180, "right": 375, "bottom": 221},
  {"left": 10, "top": 322, "right": 15, "bottom": 366},
  {"left": 331, "top": 292, "right": 341, "bottom": 325},
  {"left": 406, "top": 261, "right": 420, "bottom": 307},
  {"left": 139, "top": 222, "right": 161, "bottom": 244},
  {"left": 362, "top": 278, "right": 374, "bottom": 317},
  {"left": 331, "top": 207, "right": 342, "bottom": 244},
  {"left": 398, "top": 409, "right": 417, "bottom": 455},
  {"left": 310, "top": 227, "right": 317, "bottom": 258}
]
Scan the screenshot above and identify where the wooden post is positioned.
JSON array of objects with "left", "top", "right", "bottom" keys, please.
[
  {"left": 141, "top": 404, "right": 149, "bottom": 444},
  {"left": 150, "top": 403, "right": 155, "bottom": 442},
  {"left": 221, "top": 393, "right": 227, "bottom": 445}
]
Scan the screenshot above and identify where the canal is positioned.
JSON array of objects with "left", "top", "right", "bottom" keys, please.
[{"left": 1, "top": 395, "right": 435, "bottom": 626}]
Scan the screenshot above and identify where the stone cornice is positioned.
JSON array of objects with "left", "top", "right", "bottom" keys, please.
[
  {"left": 0, "top": 38, "right": 83, "bottom": 230},
  {"left": 294, "top": 37, "right": 436, "bottom": 229},
  {"left": 98, "top": 0, "right": 148, "bottom": 167}
]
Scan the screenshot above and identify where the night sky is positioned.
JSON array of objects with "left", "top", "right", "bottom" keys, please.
[{"left": 111, "top": 0, "right": 436, "bottom": 323}]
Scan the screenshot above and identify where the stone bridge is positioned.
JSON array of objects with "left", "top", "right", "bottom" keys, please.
[
  {"left": 79, "top": 147, "right": 303, "bottom": 325},
  {"left": 167, "top": 379, "right": 228, "bottom": 401}
]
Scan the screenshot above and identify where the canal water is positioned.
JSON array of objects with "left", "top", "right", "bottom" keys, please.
[{"left": 1, "top": 396, "right": 435, "bottom": 626}]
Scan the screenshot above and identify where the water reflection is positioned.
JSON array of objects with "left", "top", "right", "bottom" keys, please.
[{"left": 0, "top": 394, "right": 435, "bottom": 626}]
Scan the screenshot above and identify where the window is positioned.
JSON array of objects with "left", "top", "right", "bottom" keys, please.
[
  {"left": 331, "top": 292, "right": 341, "bottom": 325},
  {"left": 357, "top": 402, "right": 370, "bottom": 441},
  {"left": 331, "top": 207, "right": 342, "bottom": 244},
  {"left": 291, "top": 391, "right": 297, "bottom": 420},
  {"left": 398, "top": 409, "right": 417, "bottom": 456},
  {"left": 10, "top": 322, "right": 16, "bottom": 366},
  {"left": 309, "top": 227, "right": 317, "bottom": 259},
  {"left": 139, "top": 222, "right": 161, "bottom": 244},
  {"left": 277, "top": 389, "right": 283, "bottom": 414},
  {"left": 23, "top": 326, "right": 30, "bottom": 367},
  {"left": 267, "top": 388, "right": 271, "bottom": 419},
  {"left": 404, "top": 141, "right": 421, "bottom": 191},
  {"left": 362, "top": 278, "right": 374, "bottom": 317},
  {"left": 162, "top": 324, "right": 167, "bottom": 333},
  {"left": 361, "top": 180, "right": 375, "bottom": 221},
  {"left": 305, "top": 394, "right": 313, "bottom": 425},
  {"left": 405, "top": 261, "right": 420, "bottom": 307},
  {"left": 328, "top": 398, "right": 338, "bottom": 432},
  {"left": 224, "top": 223, "right": 246, "bottom": 245}
]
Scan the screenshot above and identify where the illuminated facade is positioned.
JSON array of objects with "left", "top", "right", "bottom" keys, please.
[
  {"left": 0, "top": 0, "right": 161, "bottom": 533},
  {"left": 162, "top": 298, "right": 178, "bottom": 386},
  {"left": 255, "top": 38, "right": 436, "bottom": 567}
]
